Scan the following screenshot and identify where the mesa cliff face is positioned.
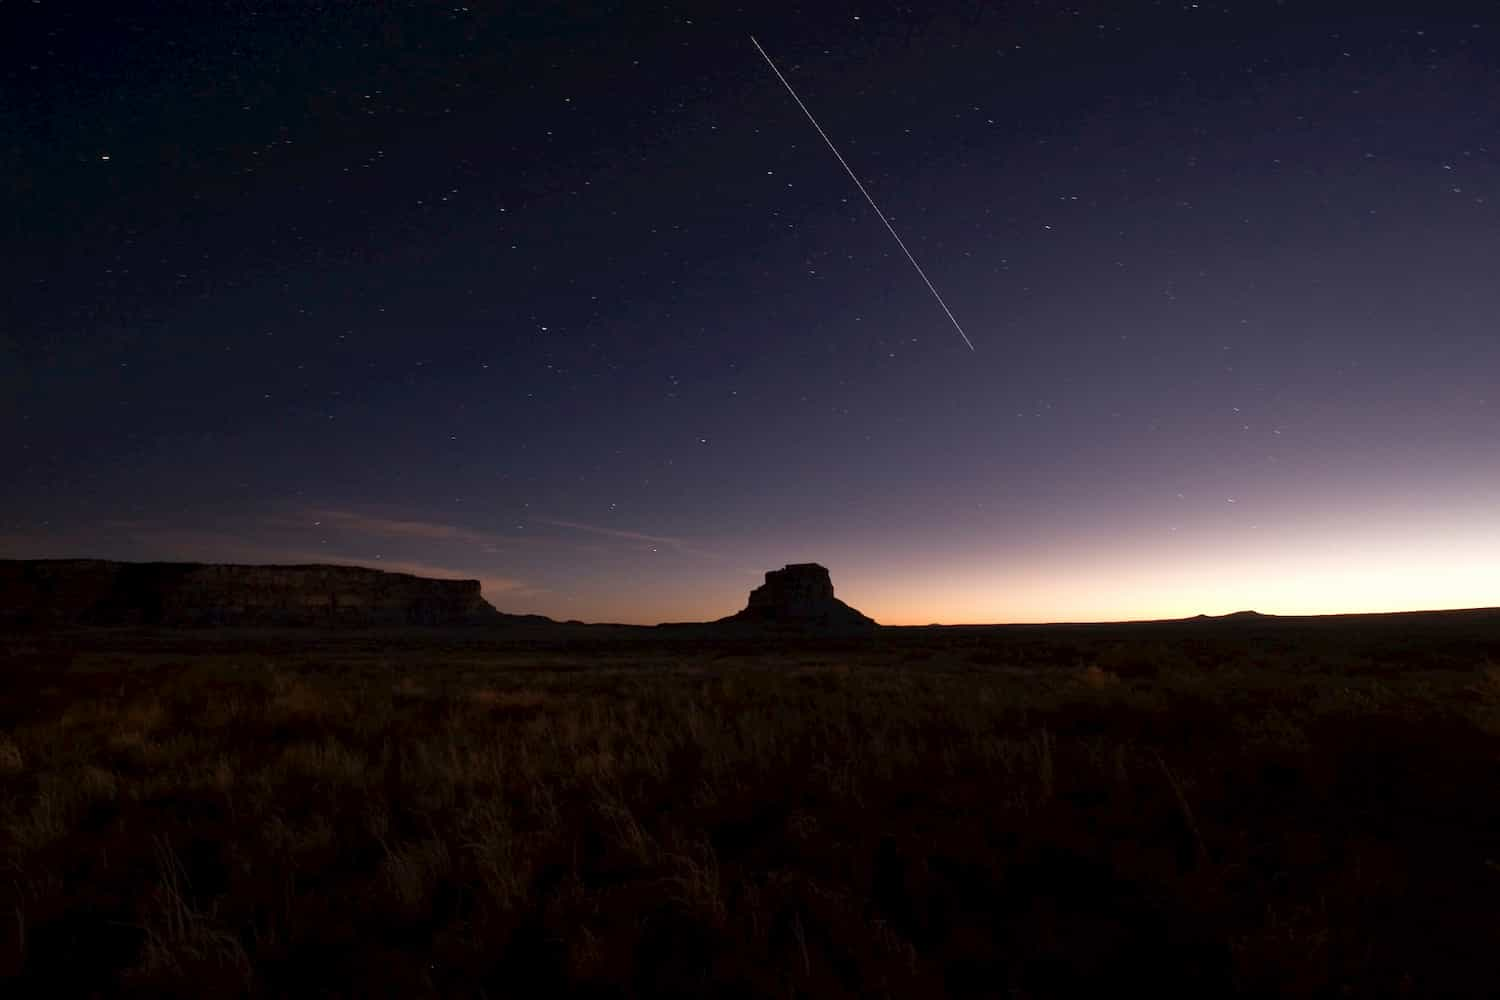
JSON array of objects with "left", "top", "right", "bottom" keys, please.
[
  {"left": 0, "top": 560, "right": 503, "bottom": 626},
  {"left": 719, "top": 563, "right": 876, "bottom": 632}
]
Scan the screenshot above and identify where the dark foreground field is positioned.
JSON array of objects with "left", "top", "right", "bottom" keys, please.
[{"left": 4, "top": 614, "right": 1500, "bottom": 997}]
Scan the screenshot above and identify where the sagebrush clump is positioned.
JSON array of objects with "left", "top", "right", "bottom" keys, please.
[{"left": 3, "top": 621, "right": 1499, "bottom": 996}]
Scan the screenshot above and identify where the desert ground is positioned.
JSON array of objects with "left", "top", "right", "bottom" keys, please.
[{"left": 4, "top": 613, "right": 1500, "bottom": 996}]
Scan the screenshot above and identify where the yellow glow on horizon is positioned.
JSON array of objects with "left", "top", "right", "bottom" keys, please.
[
  {"left": 838, "top": 519, "right": 1500, "bottom": 626},
  {"left": 531, "top": 526, "right": 1499, "bottom": 626}
]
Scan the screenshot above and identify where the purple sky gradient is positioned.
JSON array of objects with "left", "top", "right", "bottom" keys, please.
[{"left": 4, "top": 4, "right": 1497, "bottom": 623}]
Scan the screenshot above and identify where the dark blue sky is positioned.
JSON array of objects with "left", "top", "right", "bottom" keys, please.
[{"left": 4, "top": 3, "right": 1497, "bottom": 623}]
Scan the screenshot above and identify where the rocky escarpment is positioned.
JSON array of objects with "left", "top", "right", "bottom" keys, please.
[
  {"left": 0, "top": 560, "right": 505, "bottom": 626},
  {"left": 718, "top": 563, "right": 876, "bottom": 633}
]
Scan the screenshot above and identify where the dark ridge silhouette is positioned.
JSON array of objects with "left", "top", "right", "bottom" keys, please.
[
  {"left": 0, "top": 559, "right": 537, "bottom": 627},
  {"left": 4, "top": 558, "right": 1493, "bottom": 634},
  {"left": 716, "top": 562, "right": 876, "bottom": 633}
]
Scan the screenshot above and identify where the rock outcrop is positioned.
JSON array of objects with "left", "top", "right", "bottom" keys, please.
[
  {"left": 718, "top": 563, "right": 876, "bottom": 632},
  {"left": 0, "top": 560, "right": 505, "bottom": 626}
]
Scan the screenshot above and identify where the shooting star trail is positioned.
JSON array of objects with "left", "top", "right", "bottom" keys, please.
[{"left": 750, "top": 35, "right": 976, "bottom": 352}]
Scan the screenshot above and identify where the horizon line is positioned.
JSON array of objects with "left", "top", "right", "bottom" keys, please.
[{"left": 3, "top": 555, "right": 1496, "bottom": 629}]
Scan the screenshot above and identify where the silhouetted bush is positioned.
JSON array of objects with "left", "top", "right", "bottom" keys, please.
[{"left": 2, "top": 622, "right": 1499, "bottom": 995}]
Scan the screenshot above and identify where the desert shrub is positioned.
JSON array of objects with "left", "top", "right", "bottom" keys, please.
[{"left": 3, "top": 626, "right": 1499, "bottom": 995}]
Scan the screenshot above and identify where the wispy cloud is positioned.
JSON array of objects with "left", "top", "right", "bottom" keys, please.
[
  {"left": 291, "top": 508, "right": 713, "bottom": 560},
  {"left": 298, "top": 509, "right": 510, "bottom": 547},
  {"left": 529, "top": 516, "right": 739, "bottom": 565},
  {"left": 30, "top": 524, "right": 292, "bottom": 564},
  {"left": 0, "top": 534, "right": 58, "bottom": 557},
  {"left": 530, "top": 517, "right": 685, "bottom": 547}
]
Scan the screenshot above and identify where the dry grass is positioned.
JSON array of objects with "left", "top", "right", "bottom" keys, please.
[
  {"left": 1, "top": 621, "right": 1499, "bottom": 995},
  {"left": 131, "top": 836, "right": 252, "bottom": 990}
]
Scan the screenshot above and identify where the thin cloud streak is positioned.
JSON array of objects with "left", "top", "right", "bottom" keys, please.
[
  {"left": 292, "top": 508, "right": 720, "bottom": 561},
  {"left": 294, "top": 510, "right": 630, "bottom": 557},
  {"left": 299, "top": 510, "right": 510, "bottom": 547},
  {"left": 529, "top": 517, "right": 738, "bottom": 564},
  {"left": 0, "top": 534, "right": 63, "bottom": 557},
  {"left": 530, "top": 518, "right": 685, "bottom": 547}
]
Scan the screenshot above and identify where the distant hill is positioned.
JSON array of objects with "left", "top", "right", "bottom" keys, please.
[
  {"left": 0, "top": 559, "right": 551, "bottom": 627},
  {"left": 716, "top": 563, "right": 876, "bottom": 634},
  {"left": 888, "top": 607, "right": 1500, "bottom": 632}
]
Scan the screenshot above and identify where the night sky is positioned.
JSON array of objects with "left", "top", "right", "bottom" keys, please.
[{"left": 4, "top": 3, "right": 1498, "bottom": 624}]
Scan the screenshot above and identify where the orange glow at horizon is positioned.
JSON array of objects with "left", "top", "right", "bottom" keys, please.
[
  {"left": 834, "top": 518, "right": 1500, "bottom": 626},
  {"left": 546, "top": 500, "right": 1500, "bottom": 626},
  {"left": 485, "top": 526, "right": 1499, "bottom": 626}
]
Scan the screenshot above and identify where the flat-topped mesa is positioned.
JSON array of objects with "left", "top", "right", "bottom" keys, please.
[
  {"left": 719, "top": 563, "right": 876, "bottom": 632},
  {"left": 0, "top": 559, "right": 504, "bottom": 626}
]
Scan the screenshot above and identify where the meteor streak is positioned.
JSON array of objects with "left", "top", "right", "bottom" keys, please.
[{"left": 750, "top": 35, "right": 976, "bottom": 351}]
